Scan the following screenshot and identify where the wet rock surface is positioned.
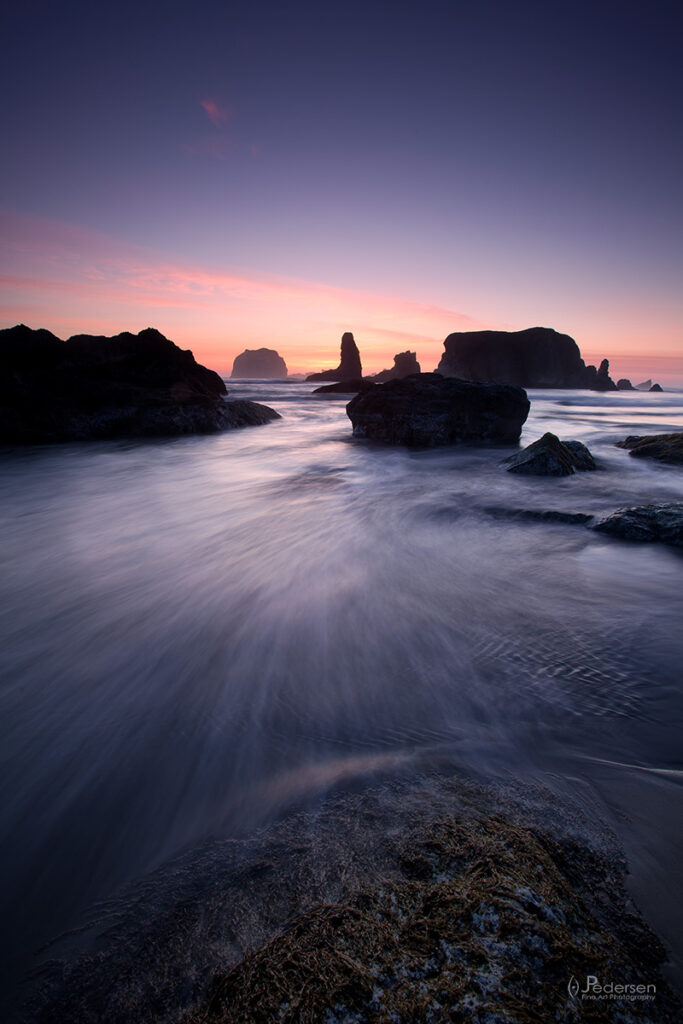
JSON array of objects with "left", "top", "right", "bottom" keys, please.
[
  {"left": 311, "top": 378, "right": 376, "bottom": 396},
  {"left": 346, "top": 373, "right": 529, "bottom": 446},
  {"left": 593, "top": 503, "right": 683, "bottom": 547},
  {"left": 0, "top": 324, "right": 280, "bottom": 443},
  {"left": 505, "top": 432, "right": 597, "bottom": 475},
  {"left": 616, "top": 433, "right": 683, "bottom": 466}
]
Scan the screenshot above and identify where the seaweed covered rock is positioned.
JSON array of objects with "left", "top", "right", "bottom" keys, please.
[
  {"left": 230, "top": 348, "right": 287, "bottom": 378},
  {"left": 594, "top": 503, "right": 683, "bottom": 547},
  {"left": 616, "top": 432, "right": 683, "bottom": 466},
  {"left": 0, "top": 324, "right": 280, "bottom": 443},
  {"left": 346, "top": 373, "right": 529, "bottom": 446},
  {"left": 306, "top": 332, "right": 362, "bottom": 382},
  {"left": 504, "top": 432, "right": 596, "bottom": 475}
]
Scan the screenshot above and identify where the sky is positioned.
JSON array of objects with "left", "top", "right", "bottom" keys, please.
[{"left": 1, "top": 0, "right": 682, "bottom": 381}]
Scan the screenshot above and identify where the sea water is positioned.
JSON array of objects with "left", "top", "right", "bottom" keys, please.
[{"left": 1, "top": 383, "right": 682, "bottom": 1017}]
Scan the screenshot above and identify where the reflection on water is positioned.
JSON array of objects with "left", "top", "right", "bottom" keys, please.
[{"left": 1, "top": 384, "right": 682, "bottom": 1014}]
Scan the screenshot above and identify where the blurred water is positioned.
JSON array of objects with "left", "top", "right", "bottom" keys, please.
[{"left": 1, "top": 383, "right": 682, "bottom": 1014}]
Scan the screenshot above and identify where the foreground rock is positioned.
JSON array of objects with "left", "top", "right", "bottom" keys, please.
[
  {"left": 346, "top": 373, "right": 529, "bottom": 446},
  {"left": 594, "top": 503, "right": 683, "bottom": 547},
  {"left": 437, "top": 326, "right": 620, "bottom": 390},
  {"left": 0, "top": 324, "right": 280, "bottom": 443},
  {"left": 372, "top": 350, "right": 421, "bottom": 382},
  {"left": 230, "top": 348, "right": 287, "bottom": 378},
  {"left": 311, "top": 378, "right": 376, "bottom": 396},
  {"left": 505, "top": 432, "right": 596, "bottom": 475},
  {"left": 306, "top": 332, "right": 362, "bottom": 382},
  {"left": 616, "top": 432, "right": 683, "bottom": 465}
]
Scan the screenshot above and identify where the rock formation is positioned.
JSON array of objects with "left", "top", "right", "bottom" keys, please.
[
  {"left": 616, "top": 433, "right": 683, "bottom": 465},
  {"left": 650, "top": 383, "right": 663, "bottom": 392},
  {"left": 346, "top": 373, "right": 529, "bottom": 446},
  {"left": 436, "top": 327, "right": 618, "bottom": 390},
  {"left": 0, "top": 324, "right": 280, "bottom": 443},
  {"left": 504, "top": 433, "right": 596, "bottom": 476},
  {"left": 635, "top": 379, "right": 653, "bottom": 390},
  {"left": 594, "top": 503, "right": 683, "bottom": 547},
  {"left": 230, "top": 348, "right": 287, "bottom": 378},
  {"left": 372, "top": 351, "right": 421, "bottom": 383},
  {"left": 306, "top": 332, "right": 362, "bottom": 382},
  {"left": 311, "top": 379, "right": 376, "bottom": 396},
  {"left": 616, "top": 378, "right": 635, "bottom": 390}
]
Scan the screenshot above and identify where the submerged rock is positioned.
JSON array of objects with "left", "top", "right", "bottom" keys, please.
[
  {"left": 616, "top": 432, "right": 683, "bottom": 466},
  {"left": 372, "top": 351, "right": 421, "bottom": 382},
  {"left": 0, "top": 324, "right": 280, "bottom": 443},
  {"left": 311, "top": 378, "right": 376, "bottom": 396},
  {"left": 306, "top": 332, "right": 362, "bottom": 382},
  {"left": 230, "top": 348, "right": 287, "bottom": 378},
  {"left": 436, "top": 326, "right": 617, "bottom": 389},
  {"left": 484, "top": 506, "right": 594, "bottom": 525},
  {"left": 346, "top": 373, "right": 529, "bottom": 446},
  {"left": 594, "top": 503, "right": 683, "bottom": 546},
  {"left": 504, "top": 432, "right": 597, "bottom": 475}
]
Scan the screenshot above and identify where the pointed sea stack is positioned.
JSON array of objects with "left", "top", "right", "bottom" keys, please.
[{"left": 306, "top": 332, "right": 362, "bottom": 382}]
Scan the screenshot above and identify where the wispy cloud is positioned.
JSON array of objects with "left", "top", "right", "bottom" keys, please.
[{"left": 200, "top": 97, "right": 232, "bottom": 127}]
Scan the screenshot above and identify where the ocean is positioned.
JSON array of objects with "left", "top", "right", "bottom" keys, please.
[{"left": 1, "top": 382, "right": 682, "bottom": 1019}]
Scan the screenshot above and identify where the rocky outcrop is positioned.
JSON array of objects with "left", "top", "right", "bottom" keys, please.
[
  {"left": 650, "top": 383, "right": 663, "bottom": 392},
  {"left": 594, "top": 503, "right": 683, "bottom": 547},
  {"left": 306, "top": 332, "right": 362, "bottom": 382},
  {"left": 372, "top": 351, "right": 421, "bottom": 383},
  {"left": 311, "top": 379, "right": 376, "bottom": 396},
  {"left": 504, "top": 433, "right": 596, "bottom": 476},
  {"left": 616, "top": 433, "right": 683, "bottom": 465},
  {"left": 230, "top": 348, "right": 287, "bottom": 378},
  {"left": 636, "top": 379, "right": 652, "bottom": 391},
  {"left": 0, "top": 324, "right": 280, "bottom": 443},
  {"left": 346, "top": 373, "right": 529, "bottom": 446},
  {"left": 616, "top": 378, "right": 635, "bottom": 390},
  {"left": 436, "top": 326, "right": 618, "bottom": 390}
]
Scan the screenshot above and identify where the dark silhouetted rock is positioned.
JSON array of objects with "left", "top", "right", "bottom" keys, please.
[
  {"left": 306, "top": 332, "right": 362, "bottom": 382},
  {"left": 0, "top": 324, "right": 280, "bottom": 443},
  {"left": 616, "top": 433, "right": 683, "bottom": 465},
  {"left": 616, "top": 378, "right": 635, "bottom": 390},
  {"left": 346, "top": 373, "right": 529, "bottom": 446},
  {"left": 231, "top": 348, "right": 287, "bottom": 378},
  {"left": 484, "top": 506, "right": 593, "bottom": 525},
  {"left": 373, "top": 351, "right": 421, "bottom": 382},
  {"left": 312, "top": 378, "right": 376, "bottom": 396},
  {"left": 650, "top": 382, "right": 663, "bottom": 392},
  {"left": 635, "top": 379, "right": 652, "bottom": 391},
  {"left": 504, "top": 433, "right": 596, "bottom": 476},
  {"left": 436, "top": 326, "right": 616, "bottom": 390},
  {"left": 593, "top": 503, "right": 683, "bottom": 547}
]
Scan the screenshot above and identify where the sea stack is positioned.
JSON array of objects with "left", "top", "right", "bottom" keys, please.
[
  {"left": 436, "top": 327, "right": 617, "bottom": 390},
  {"left": 306, "top": 332, "right": 362, "bottom": 382},
  {"left": 231, "top": 348, "right": 288, "bottom": 379},
  {"left": 373, "top": 351, "right": 421, "bottom": 382}
]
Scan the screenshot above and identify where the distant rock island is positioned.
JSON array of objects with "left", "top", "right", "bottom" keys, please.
[
  {"left": 0, "top": 324, "right": 280, "bottom": 443},
  {"left": 437, "top": 326, "right": 623, "bottom": 390},
  {"left": 306, "top": 332, "right": 362, "bottom": 382},
  {"left": 372, "top": 351, "right": 421, "bottom": 382},
  {"left": 231, "top": 348, "right": 288, "bottom": 378}
]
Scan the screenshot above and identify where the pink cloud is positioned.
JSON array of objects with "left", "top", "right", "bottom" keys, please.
[{"left": 200, "top": 97, "right": 232, "bottom": 127}]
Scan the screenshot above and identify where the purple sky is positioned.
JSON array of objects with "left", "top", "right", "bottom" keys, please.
[{"left": 1, "top": 0, "right": 682, "bottom": 379}]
